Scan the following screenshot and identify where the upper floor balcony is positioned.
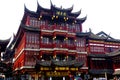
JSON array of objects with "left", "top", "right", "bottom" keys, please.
[
  {"left": 40, "top": 25, "right": 53, "bottom": 31},
  {"left": 53, "top": 24, "right": 67, "bottom": 32},
  {"left": 40, "top": 42, "right": 76, "bottom": 50},
  {"left": 40, "top": 36, "right": 77, "bottom": 50},
  {"left": 40, "top": 23, "right": 77, "bottom": 34},
  {"left": 67, "top": 44, "right": 76, "bottom": 50},
  {"left": 68, "top": 27, "right": 76, "bottom": 33},
  {"left": 53, "top": 42, "right": 67, "bottom": 49},
  {"left": 40, "top": 42, "right": 53, "bottom": 48}
]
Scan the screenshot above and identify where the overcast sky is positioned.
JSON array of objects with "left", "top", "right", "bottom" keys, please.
[{"left": 0, "top": 0, "right": 120, "bottom": 39}]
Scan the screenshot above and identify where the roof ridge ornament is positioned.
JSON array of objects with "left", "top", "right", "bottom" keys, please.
[{"left": 24, "top": 4, "right": 27, "bottom": 12}]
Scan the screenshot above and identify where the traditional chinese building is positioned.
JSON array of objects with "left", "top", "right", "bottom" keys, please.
[
  {"left": 77, "top": 31, "right": 120, "bottom": 79},
  {"left": 12, "top": 1, "right": 87, "bottom": 80},
  {"left": 0, "top": 38, "right": 10, "bottom": 60},
  {"left": 3, "top": 35, "right": 16, "bottom": 78},
  {"left": 108, "top": 49, "right": 120, "bottom": 79},
  {"left": 0, "top": 38, "right": 10, "bottom": 78},
  {"left": 5, "top": 1, "right": 120, "bottom": 80}
]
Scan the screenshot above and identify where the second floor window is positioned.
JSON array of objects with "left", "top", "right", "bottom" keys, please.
[
  {"left": 29, "top": 17, "right": 46, "bottom": 27},
  {"left": 42, "top": 36, "right": 52, "bottom": 44},
  {"left": 26, "top": 32, "right": 40, "bottom": 48},
  {"left": 76, "top": 38, "right": 85, "bottom": 47},
  {"left": 67, "top": 38, "right": 74, "bottom": 45}
]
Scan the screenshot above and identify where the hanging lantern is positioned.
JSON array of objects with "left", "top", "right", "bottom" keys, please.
[
  {"left": 74, "top": 39, "right": 77, "bottom": 42},
  {"left": 53, "top": 36, "right": 56, "bottom": 40},
  {"left": 40, "top": 55, "right": 42, "bottom": 58},
  {"left": 75, "top": 20, "right": 77, "bottom": 23},
  {"left": 56, "top": 16, "right": 58, "bottom": 19},
  {"left": 53, "top": 15, "right": 55, "bottom": 18},
  {"left": 41, "top": 36, "right": 43, "bottom": 39},
  {"left": 67, "top": 17, "right": 68, "bottom": 20},
  {"left": 52, "top": 17, "right": 54, "bottom": 20},
  {"left": 39, "top": 15, "right": 42, "bottom": 20},
  {"left": 40, "top": 15, "right": 42, "bottom": 18},
  {"left": 39, "top": 18, "right": 41, "bottom": 20}
]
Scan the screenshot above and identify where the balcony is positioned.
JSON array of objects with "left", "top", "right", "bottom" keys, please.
[
  {"left": 54, "top": 25, "right": 67, "bottom": 31},
  {"left": 68, "top": 27, "right": 76, "bottom": 33},
  {"left": 40, "top": 42, "right": 53, "bottom": 48},
  {"left": 40, "top": 24, "right": 77, "bottom": 36},
  {"left": 53, "top": 42, "right": 67, "bottom": 49},
  {"left": 40, "top": 25, "right": 53, "bottom": 31},
  {"left": 40, "top": 25, "right": 53, "bottom": 36},
  {"left": 67, "top": 44, "right": 76, "bottom": 50}
]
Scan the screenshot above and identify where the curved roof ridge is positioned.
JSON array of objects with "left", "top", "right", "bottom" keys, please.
[
  {"left": 37, "top": 0, "right": 50, "bottom": 12},
  {"left": 68, "top": 10, "right": 81, "bottom": 18},
  {"left": 96, "top": 31, "right": 114, "bottom": 39},
  {"left": 50, "top": 0, "right": 73, "bottom": 12},
  {"left": 24, "top": 4, "right": 37, "bottom": 14},
  {"left": 72, "top": 9, "right": 81, "bottom": 15},
  {"left": 0, "top": 37, "right": 11, "bottom": 43},
  {"left": 76, "top": 15, "right": 87, "bottom": 23}
]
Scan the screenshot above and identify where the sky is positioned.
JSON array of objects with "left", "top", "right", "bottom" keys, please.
[{"left": 0, "top": 0, "right": 120, "bottom": 40}]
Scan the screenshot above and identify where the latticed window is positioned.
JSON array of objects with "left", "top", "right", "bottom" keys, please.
[
  {"left": 76, "top": 38, "right": 86, "bottom": 52},
  {"left": 67, "top": 38, "right": 74, "bottom": 45},
  {"left": 76, "top": 38, "right": 85, "bottom": 47},
  {"left": 42, "top": 36, "right": 52, "bottom": 44},
  {"left": 75, "top": 24, "right": 80, "bottom": 32},
  {"left": 25, "top": 51, "right": 39, "bottom": 66},
  {"left": 26, "top": 32, "right": 40, "bottom": 49},
  {"left": 55, "top": 36, "right": 65, "bottom": 44},
  {"left": 90, "top": 46, "right": 104, "bottom": 53},
  {"left": 29, "top": 17, "right": 46, "bottom": 27}
]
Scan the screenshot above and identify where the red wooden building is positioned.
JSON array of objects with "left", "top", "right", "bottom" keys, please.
[
  {"left": 108, "top": 49, "right": 120, "bottom": 79},
  {"left": 77, "top": 31, "right": 120, "bottom": 79},
  {"left": 4, "top": 1, "right": 120, "bottom": 80},
  {"left": 0, "top": 38, "right": 10, "bottom": 79},
  {"left": 12, "top": 1, "right": 87, "bottom": 80}
]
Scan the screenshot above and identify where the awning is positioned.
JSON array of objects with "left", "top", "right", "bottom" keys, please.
[{"left": 33, "top": 56, "right": 84, "bottom": 67}]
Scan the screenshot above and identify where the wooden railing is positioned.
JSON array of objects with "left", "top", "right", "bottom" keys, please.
[
  {"left": 53, "top": 42, "right": 67, "bottom": 48},
  {"left": 40, "top": 25, "right": 53, "bottom": 30},
  {"left": 53, "top": 25, "right": 67, "bottom": 31},
  {"left": 68, "top": 28, "right": 76, "bottom": 33},
  {"left": 40, "top": 24, "right": 76, "bottom": 33},
  {"left": 40, "top": 42, "right": 78, "bottom": 50},
  {"left": 40, "top": 42, "right": 53, "bottom": 48},
  {"left": 67, "top": 44, "right": 76, "bottom": 50}
]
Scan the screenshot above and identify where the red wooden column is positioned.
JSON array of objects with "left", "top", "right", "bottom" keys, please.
[
  {"left": 40, "top": 33, "right": 42, "bottom": 48},
  {"left": 53, "top": 30, "right": 56, "bottom": 48},
  {"left": 87, "top": 41, "right": 91, "bottom": 54},
  {"left": 23, "top": 51, "right": 26, "bottom": 66},
  {"left": 74, "top": 36, "right": 77, "bottom": 50},
  {"left": 24, "top": 32, "right": 26, "bottom": 48},
  {"left": 26, "top": 16, "right": 30, "bottom": 26},
  {"left": 53, "top": 51, "right": 56, "bottom": 59},
  {"left": 39, "top": 51, "right": 42, "bottom": 60},
  {"left": 90, "top": 59, "right": 93, "bottom": 69},
  {"left": 84, "top": 38, "right": 86, "bottom": 52},
  {"left": 80, "top": 24, "right": 82, "bottom": 32}
]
